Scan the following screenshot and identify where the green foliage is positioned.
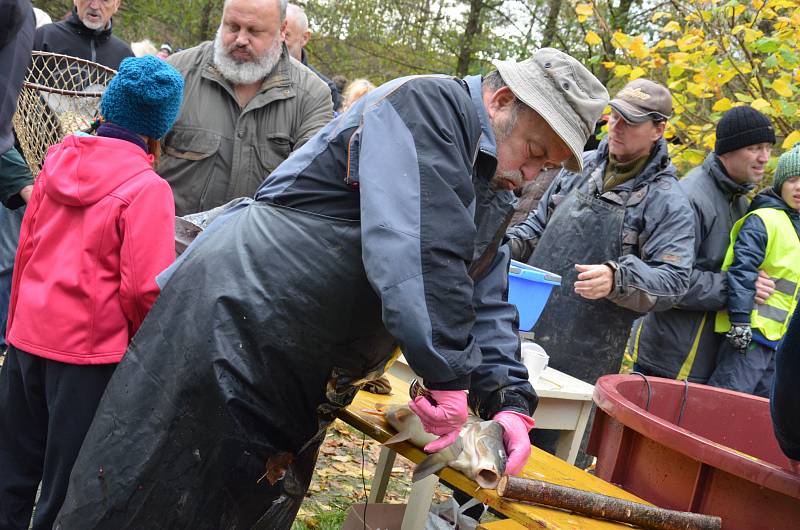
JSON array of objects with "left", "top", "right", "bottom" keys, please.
[
  {"left": 576, "top": 0, "right": 800, "bottom": 173},
  {"left": 36, "top": 0, "right": 223, "bottom": 50}
]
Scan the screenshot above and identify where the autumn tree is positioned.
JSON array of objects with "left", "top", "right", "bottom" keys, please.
[{"left": 577, "top": 0, "right": 800, "bottom": 173}]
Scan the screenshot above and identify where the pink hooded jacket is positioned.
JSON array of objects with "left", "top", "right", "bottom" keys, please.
[{"left": 7, "top": 135, "right": 175, "bottom": 364}]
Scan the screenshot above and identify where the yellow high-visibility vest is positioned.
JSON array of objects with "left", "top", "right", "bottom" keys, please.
[{"left": 716, "top": 208, "right": 800, "bottom": 341}]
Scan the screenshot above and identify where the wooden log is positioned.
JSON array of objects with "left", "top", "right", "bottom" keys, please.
[{"left": 497, "top": 476, "right": 721, "bottom": 530}]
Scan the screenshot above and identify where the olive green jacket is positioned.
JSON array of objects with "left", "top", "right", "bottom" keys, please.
[{"left": 161, "top": 42, "right": 333, "bottom": 215}]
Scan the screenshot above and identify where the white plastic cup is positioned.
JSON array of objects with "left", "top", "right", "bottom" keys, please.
[{"left": 521, "top": 341, "right": 549, "bottom": 384}]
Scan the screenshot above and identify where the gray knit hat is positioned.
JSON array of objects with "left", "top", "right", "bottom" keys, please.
[{"left": 774, "top": 144, "right": 800, "bottom": 194}]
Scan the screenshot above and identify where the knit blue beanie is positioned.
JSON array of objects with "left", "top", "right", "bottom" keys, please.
[{"left": 101, "top": 56, "right": 184, "bottom": 139}]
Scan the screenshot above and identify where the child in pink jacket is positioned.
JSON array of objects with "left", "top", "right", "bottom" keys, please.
[{"left": 0, "top": 55, "right": 183, "bottom": 530}]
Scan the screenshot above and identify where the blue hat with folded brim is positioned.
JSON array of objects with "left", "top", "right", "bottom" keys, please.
[{"left": 101, "top": 56, "right": 184, "bottom": 139}]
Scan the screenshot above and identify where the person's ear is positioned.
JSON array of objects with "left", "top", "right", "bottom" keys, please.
[
  {"left": 280, "top": 19, "right": 288, "bottom": 41},
  {"left": 486, "top": 86, "right": 516, "bottom": 119},
  {"left": 301, "top": 30, "right": 310, "bottom": 48},
  {"left": 652, "top": 121, "right": 667, "bottom": 141}
]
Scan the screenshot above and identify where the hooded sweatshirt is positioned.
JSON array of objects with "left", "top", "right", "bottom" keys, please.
[{"left": 6, "top": 134, "right": 175, "bottom": 364}]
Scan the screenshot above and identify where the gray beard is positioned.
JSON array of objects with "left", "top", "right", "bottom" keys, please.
[
  {"left": 81, "top": 14, "right": 106, "bottom": 31},
  {"left": 212, "top": 28, "right": 282, "bottom": 86}
]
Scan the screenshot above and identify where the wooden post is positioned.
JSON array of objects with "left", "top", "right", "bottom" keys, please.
[{"left": 497, "top": 476, "right": 721, "bottom": 530}]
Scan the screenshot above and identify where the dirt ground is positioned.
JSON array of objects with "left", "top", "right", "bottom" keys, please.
[{"left": 292, "top": 419, "right": 455, "bottom": 529}]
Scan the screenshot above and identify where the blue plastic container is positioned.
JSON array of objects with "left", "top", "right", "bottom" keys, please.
[{"left": 507, "top": 260, "right": 561, "bottom": 331}]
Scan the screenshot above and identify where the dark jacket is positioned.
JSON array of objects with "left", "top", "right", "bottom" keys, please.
[
  {"left": 33, "top": 9, "right": 132, "bottom": 69},
  {"left": 771, "top": 308, "right": 800, "bottom": 460},
  {"left": 301, "top": 49, "right": 342, "bottom": 111},
  {"left": 0, "top": 147, "right": 31, "bottom": 276},
  {"left": 254, "top": 74, "right": 538, "bottom": 419},
  {"left": 726, "top": 189, "right": 800, "bottom": 325},
  {"left": 0, "top": 0, "right": 34, "bottom": 153},
  {"left": 631, "top": 154, "right": 752, "bottom": 382},
  {"left": 507, "top": 138, "right": 695, "bottom": 313},
  {"left": 0, "top": 146, "right": 34, "bottom": 209}
]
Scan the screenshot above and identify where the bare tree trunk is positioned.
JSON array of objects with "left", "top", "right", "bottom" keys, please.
[
  {"left": 540, "top": 0, "right": 562, "bottom": 48},
  {"left": 456, "top": 0, "right": 484, "bottom": 77},
  {"left": 197, "top": 0, "right": 219, "bottom": 43}
]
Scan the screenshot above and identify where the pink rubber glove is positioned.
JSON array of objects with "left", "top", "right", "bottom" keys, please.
[
  {"left": 493, "top": 410, "right": 535, "bottom": 476},
  {"left": 408, "top": 389, "right": 468, "bottom": 453}
]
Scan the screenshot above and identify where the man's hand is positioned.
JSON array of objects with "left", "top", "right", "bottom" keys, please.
[
  {"left": 574, "top": 264, "right": 614, "bottom": 300},
  {"left": 19, "top": 184, "right": 33, "bottom": 204},
  {"left": 725, "top": 324, "right": 752, "bottom": 354},
  {"left": 408, "top": 390, "right": 468, "bottom": 453},
  {"left": 493, "top": 410, "right": 535, "bottom": 476},
  {"left": 754, "top": 270, "right": 776, "bottom": 305}
]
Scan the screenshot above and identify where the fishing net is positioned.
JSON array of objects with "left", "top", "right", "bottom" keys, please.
[{"left": 12, "top": 51, "right": 117, "bottom": 176}]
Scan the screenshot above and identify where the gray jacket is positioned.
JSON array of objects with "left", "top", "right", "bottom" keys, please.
[
  {"left": 160, "top": 42, "right": 333, "bottom": 215},
  {"left": 507, "top": 138, "right": 694, "bottom": 313},
  {"left": 630, "top": 154, "right": 751, "bottom": 382}
]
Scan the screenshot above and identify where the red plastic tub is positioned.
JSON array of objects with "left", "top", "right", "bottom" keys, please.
[{"left": 588, "top": 375, "right": 800, "bottom": 530}]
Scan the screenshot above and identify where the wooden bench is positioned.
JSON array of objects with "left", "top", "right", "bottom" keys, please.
[{"left": 338, "top": 373, "right": 651, "bottom": 530}]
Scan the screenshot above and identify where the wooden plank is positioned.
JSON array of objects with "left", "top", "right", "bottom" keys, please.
[
  {"left": 477, "top": 521, "right": 528, "bottom": 530},
  {"left": 340, "top": 373, "right": 650, "bottom": 530}
]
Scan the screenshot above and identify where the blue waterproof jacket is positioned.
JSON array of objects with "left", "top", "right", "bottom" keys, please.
[{"left": 255, "top": 74, "right": 537, "bottom": 418}]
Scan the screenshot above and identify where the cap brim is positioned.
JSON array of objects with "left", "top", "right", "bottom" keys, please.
[
  {"left": 609, "top": 100, "right": 653, "bottom": 124},
  {"left": 493, "top": 59, "right": 586, "bottom": 173}
]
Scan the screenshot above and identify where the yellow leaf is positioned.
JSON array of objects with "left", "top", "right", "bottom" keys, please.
[
  {"left": 614, "top": 64, "right": 631, "bottom": 77},
  {"left": 601, "top": 61, "right": 616, "bottom": 69},
  {"left": 662, "top": 21, "right": 681, "bottom": 33},
  {"left": 773, "top": 77, "right": 794, "bottom": 97},
  {"left": 611, "top": 31, "right": 629, "bottom": 49},
  {"left": 712, "top": 98, "right": 733, "bottom": 112},
  {"left": 652, "top": 11, "right": 672, "bottom": 22},
  {"left": 577, "top": 15, "right": 587, "bottom": 23},
  {"left": 742, "top": 27, "right": 763, "bottom": 43},
  {"left": 575, "top": 3, "right": 593, "bottom": 16},
  {"left": 628, "top": 36, "right": 650, "bottom": 59},
  {"left": 782, "top": 131, "right": 800, "bottom": 149},
  {"left": 751, "top": 98, "right": 771, "bottom": 111},
  {"left": 685, "top": 82, "right": 708, "bottom": 98},
  {"left": 676, "top": 35, "right": 701, "bottom": 52},
  {"left": 752, "top": 0, "right": 765, "bottom": 9},
  {"left": 630, "top": 67, "right": 646, "bottom": 80},
  {"left": 585, "top": 31, "right": 602, "bottom": 46}
]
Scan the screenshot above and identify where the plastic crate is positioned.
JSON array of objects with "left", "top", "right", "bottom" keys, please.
[{"left": 508, "top": 260, "right": 561, "bottom": 332}]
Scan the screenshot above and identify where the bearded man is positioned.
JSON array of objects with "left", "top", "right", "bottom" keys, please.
[
  {"left": 33, "top": 0, "right": 132, "bottom": 70},
  {"left": 160, "top": 0, "right": 332, "bottom": 215}
]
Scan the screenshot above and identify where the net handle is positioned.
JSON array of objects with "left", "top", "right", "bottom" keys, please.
[{"left": 25, "top": 51, "right": 118, "bottom": 96}]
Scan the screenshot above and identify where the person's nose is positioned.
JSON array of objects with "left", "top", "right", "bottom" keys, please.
[
  {"left": 235, "top": 31, "right": 249, "bottom": 47},
  {"left": 521, "top": 160, "right": 546, "bottom": 181},
  {"left": 757, "top": 147, "right": 770, "bottom": 163}
]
